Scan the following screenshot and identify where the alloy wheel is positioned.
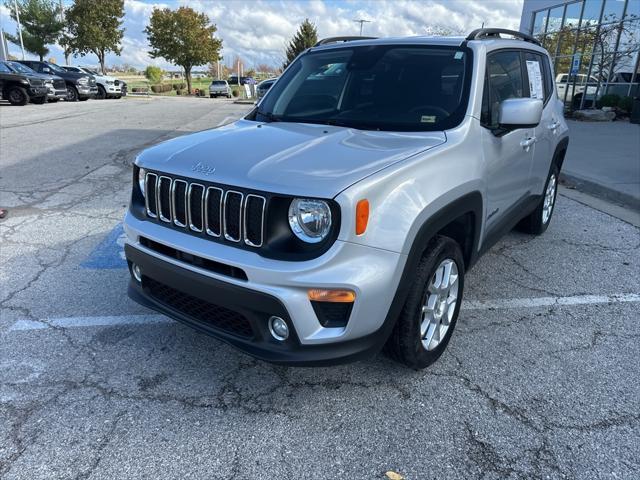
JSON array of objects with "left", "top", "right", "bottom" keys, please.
[
  {"left": 420, "top": 258, "right": 459, "bottom": 351},
  {"left": 542, "top": 173, "right": 557, "bottom": 224}
]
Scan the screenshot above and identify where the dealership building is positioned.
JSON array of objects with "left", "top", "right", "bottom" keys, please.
[{"left": 519, "top": 0, "right": 639, "bottom": 109}]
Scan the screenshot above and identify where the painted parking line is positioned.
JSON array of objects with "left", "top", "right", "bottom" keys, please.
[
  {"left": 7, "top": 293, "right": 640, "bottom": 333},
  {"left": 464, "top": 293, "right": 640, "bottom": 311}
]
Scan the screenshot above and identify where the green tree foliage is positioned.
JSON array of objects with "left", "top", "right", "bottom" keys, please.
[
  {"left": 283, "top": 19, "right": 318, "bottom": 69},
  {"left": 5, "top": 0, "right": 64, "bottom": 60},
  {"left": 144, "top": 6, "right": 223, "bottom": 95},
  {"left": 65, "top": 0, "right": 125, "bottom": 73},
  {"left": 144, "top": 65, "right": 164, "bottom": 84}
]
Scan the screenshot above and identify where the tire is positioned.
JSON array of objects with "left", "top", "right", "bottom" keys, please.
[
  {"left": 96, "top": 85, "right": 106, "bottom": 100},
  {"left": 518, "top": 164, "right": 559, "bottom": 235},
  {"left": 6, "top": 86, "right": 29, "bottom": 106},
  {"left": 210, "top": 94, "right": 215, "bottom": 98},
  {"left": 31, "top": 95, "right": 47, "bottom": 104},
  {"left": 385, "top": 236, "right": 465, "bottom": 369},
  {"left": 66, "top": 85, "right": 78, "bottom": 102}
]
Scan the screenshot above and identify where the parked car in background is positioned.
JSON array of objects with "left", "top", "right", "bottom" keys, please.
[
  {"left": 256, "top": 78, "right": 277, "bottom": 100},
  {"left": 18, "top": 60, "right": 97, "bottom": 101},
  {"left": 228, "top": 75, "right": 255, "bottom": 85},
  {"left": 0, "top": 62, "right": 48, "bottom": 105},
  {"left": 2, "top": 60, "right": 66, "bottom": 102},
  {"left": 209, "top": 80, "right": 231, "bottom": 98},
  {"left": 77, "top": 66, "right": 123, "bottom": 99},
  {"left": 556, "top": 73, "right": 598, "bottom": 107}
]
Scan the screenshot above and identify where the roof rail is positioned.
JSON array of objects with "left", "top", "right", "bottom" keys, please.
[
  {"left": 466, "top": 28, "right": 541, "bottom": 46},
  {"left": 314, "top": 36, "right": 378, "bottom": 47}
]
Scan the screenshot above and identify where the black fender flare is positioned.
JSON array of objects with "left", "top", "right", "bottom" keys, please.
[
  {"left": 370, "top": 191, "right": 483, "bottom": 353},
  {"left": 553, "top": 136, "right": 569, "bottom": 171}
]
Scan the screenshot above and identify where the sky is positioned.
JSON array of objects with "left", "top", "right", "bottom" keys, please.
[{"left": 0, "top": 0, "right": 525, "bottom": 70}]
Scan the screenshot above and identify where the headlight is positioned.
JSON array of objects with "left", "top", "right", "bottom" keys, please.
[
  {"left": 106, "top": 80, "right": 114, "bottom": 85},
  {"left": 45, "top": 80, "right": 53, "bottom": 86},
  {"left": 138, "top": 168, "right": 146, "bottom": 197},
  {"left": 78, "top": 77, "right": 89, "bottom": 85},
  {"left": 288, "top": 198, "right": 332, "bottom": 243}
]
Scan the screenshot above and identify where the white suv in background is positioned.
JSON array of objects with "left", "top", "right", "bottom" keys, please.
[
  {"left": 124, "top": 29, "right": 569, "bottom": 369},
  {"left": 63, "top": 66, "right": 123, "bottom": 99}
]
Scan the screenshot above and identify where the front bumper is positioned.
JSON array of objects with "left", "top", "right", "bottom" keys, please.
[
  {"left": 47, "top": 88, "right": 67, "bottom": 99},
  {"left": 28, "top": 86, "right": 48, "bottom": 97},
  {"left": 123, "top": 211, "right": 406, "bottom": 365}
]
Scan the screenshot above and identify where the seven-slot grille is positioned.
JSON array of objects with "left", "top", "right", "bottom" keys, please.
[{"left": 144, "top": 172, "right": 266, "bottom": 248}]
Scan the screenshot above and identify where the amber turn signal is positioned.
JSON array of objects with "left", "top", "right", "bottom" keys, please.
[
  {"left": 308, "top": 289, "right": 356, "bottom": 303},
  {"left": 355, "top": 199, "right": 369, "bottom": 235}
]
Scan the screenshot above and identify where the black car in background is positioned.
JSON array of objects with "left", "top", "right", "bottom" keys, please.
[
  {"left": 0, "top": 62, "right": 48, "bottom": 105},
  {"left": 256, "top": 78, "right": 277, "bottom": 100},
  {"left": 17, "top": 60, "right": 97, "bottom": 101},
  {"left": 2, "top": 60, "right": 67, "bottom": 102}
]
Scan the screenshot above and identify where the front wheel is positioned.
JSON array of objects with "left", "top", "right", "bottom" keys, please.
[
  {"left": 31, "top": 95, "right": 47, "bottom": 104},
  {"left": 96, "top": 85, "right": 106, "bottom": 100},
  {"left": 66, "top": 85, "right": 78, "bottom": 102},
  {"left": 385, "top": 236, "right": 465, "bottom": 369},
  {"left": 518, "top": 164, "right": 559, "bottom": 235}
]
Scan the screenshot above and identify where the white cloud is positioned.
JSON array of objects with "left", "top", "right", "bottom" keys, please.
[{"left": 1, "top": 0, "right": 524, "bottom": 69}]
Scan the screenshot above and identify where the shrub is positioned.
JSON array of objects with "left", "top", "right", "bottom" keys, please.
[
  {"left": 617, "top": 96, "right": 633, "bottom": 113},
  {"left": 172, "top": 82, "right": 186, "bottom": 91},
  {"left": 231, "top": 89, "right": 240, "bottom": 97},
  {"left": 131, "top": 87, "right": 148, "bottom": 93},
  {"left": 144, "top": 66, "right": 163, "bottom": 84},
  {"left": 597, "top": 94, "right": 621, "bottom": 108},
  {"left": 150, "top": 84, "right": 173, "bottom": 94}
]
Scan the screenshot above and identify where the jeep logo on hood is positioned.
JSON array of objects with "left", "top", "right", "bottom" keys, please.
[{"left": 191, "top": 162, "right": 216, "bottom": 175}]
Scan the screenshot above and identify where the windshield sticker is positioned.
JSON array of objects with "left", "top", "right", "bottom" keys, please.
[
  {"left": 421, "top": 115, "right": 437, "bottom": 123},
  {"left": 454, "top": 51, "right": 464, "bottom": 60},
  {"left": 526, "top": 60, "right": 544, "bottom": 100}
]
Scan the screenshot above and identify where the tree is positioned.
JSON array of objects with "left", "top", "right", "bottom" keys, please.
[
  {"left": 145, "top": 6, "right": 223, "bottom": 94},
  {"left": 65, "top": 0, "right": 125, "bottom": 73},
  {"left": 283, "top": 18, "right": 317, "bottom": 69},
  {"left": 5, "top": 0, "right": 64, "bottom": 60},
  {"left": 145, "top": 66, "right": 163, "bottom": 83}
]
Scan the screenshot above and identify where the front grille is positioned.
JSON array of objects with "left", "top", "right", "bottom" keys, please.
[
  {"left": 144, "top": 172, "right": 266, "bottom": 248},
  {"left": 53, "top": 79, "right": 66, "bottom": 89},
  {"left": 114, "top": 80, "right": 120, "bottom": 86},
  {"left": 143, "top": 277, "right": 254, "bottom": 338}
]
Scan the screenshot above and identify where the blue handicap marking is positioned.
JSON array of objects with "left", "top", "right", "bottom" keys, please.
[{"left": 81, "top": 223, "right": 127, "bottom": 269}]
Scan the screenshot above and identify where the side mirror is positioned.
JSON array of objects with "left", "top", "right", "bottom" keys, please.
[{"left": 498, "top": 98, "right": 543, "bottom": 130}]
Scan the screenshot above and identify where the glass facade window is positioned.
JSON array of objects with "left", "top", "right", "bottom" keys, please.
[
  {"left": 530, "top": 0, "right": 640, "bottom": 109},
  {"left": 564, "top": 1, "right": 584, "bottom": 28},
  {"left": 547, "top": 5, "right": 567, "bottom": 31}
]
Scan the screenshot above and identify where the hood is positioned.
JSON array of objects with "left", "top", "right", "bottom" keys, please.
[
  {"left": 137, "top": 119, "right": 446, "bottom": 198},
  {"left": 60, "top": 70, "right": 91, "bottom": 81},
  {"left": 27, "top": 72, "right": 63, "bottom": 82}
]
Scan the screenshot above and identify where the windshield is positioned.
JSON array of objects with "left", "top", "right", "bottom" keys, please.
[
  {"left": 6, "top": 61, "right": 35, "bottom": 74},
  {"left": 211, "top": 81, "right": 226, "bottom": 85},
  {"left": 0, "top": 62, "right": 11, "bottom": 73},
  {"left": 252, "top": 45, "right": 471, "bottom": 131},
  {"left": 46, "top": 62, "right": 66, "bottom": 73}
]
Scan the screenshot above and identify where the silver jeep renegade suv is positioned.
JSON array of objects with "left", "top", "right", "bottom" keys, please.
[{"left": 124, "top": 29, "right": 569, "bottom": 368}]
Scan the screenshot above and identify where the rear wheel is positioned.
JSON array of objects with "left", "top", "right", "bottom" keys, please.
[
  {"left": 66, "top": 85, "right": 78, "bottom": 102},
  {"left": 7, "top": 86, "right": 29, "bottom": 106},
  {"left": 518, "top": 164, "right": 559, "bottom": 235},
  {"left": 385, "top": 236, "right": 465, "bottom": 369}
]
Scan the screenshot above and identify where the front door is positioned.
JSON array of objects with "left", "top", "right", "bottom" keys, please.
[{"left": 481, "top": 50, "right": 535, "bottom": 233}]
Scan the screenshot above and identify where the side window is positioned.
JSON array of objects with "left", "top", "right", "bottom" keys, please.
[
  {"left": 481, "top": 51, "right": 525, "bottom": 128},
  {"left": 523, "top": 52, "right": 546, "bottom": 102}
]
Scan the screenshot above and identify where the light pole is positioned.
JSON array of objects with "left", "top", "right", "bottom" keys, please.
[
  {"left": 353, "top": 19, "right": 371, "bottom": 36},
  {"left": 13, "top": 0, "right": 26, "bottom": 59}
]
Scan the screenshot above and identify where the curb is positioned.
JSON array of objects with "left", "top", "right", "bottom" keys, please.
[{"left": 559, "top": 172, "right": 640, "bottom": 211}]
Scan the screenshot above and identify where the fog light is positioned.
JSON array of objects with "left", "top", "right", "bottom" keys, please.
[
  {"left": 131, "top": 263, "right": 142, "bottom": 283},
  {"left": 268, "top": 316, "right": 289, "bottom": 341}
]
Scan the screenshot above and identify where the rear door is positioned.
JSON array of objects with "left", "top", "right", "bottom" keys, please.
[{"left": 480, "top": 50, "right": 535, "bottom": 233}]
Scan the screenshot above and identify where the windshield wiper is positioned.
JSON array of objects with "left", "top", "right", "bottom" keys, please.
[{"left": 256, "top": 109, "right": 282, "bottom": 123}]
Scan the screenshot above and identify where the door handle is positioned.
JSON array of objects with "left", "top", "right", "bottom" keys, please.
[
  {"left": 520, "top": 137, "right": 536, "bottom": 151},
  {"left": 548, "top": 121, "right": 560, "bottom": 132}
]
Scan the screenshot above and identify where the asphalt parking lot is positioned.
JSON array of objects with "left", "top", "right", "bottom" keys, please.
[{"left": 1, "top": 97, "right": 639, "bottom": 479}]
